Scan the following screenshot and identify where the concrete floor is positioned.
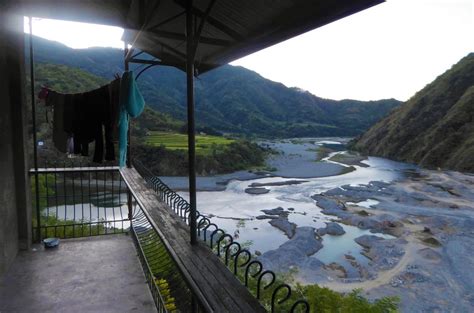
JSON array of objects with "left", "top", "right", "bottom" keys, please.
[{"left": 0, "top": 234, "right": 156, "bottom": 313}]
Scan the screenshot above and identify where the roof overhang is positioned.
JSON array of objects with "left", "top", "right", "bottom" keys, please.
[{"left": 6, "top": 0, "right": 384, "bottom": 74}]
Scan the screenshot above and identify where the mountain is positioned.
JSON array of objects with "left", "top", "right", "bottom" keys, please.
[
  {"left": 353, "top": 53, "right": 474, "bottom": 172},
  {"left": 32, "top": 36, "right": 400, "bottom": 137}
]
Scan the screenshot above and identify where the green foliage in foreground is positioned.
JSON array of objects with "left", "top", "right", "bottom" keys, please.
[
  {"left": 297, "top": 285, "right": 398, "bottom": 313},
  {"left": 31, "top": 173, "right": 123, "bottom": 241},
  {"left": 31, "top": 174, "right": 55, "bottom": 210},
  {"left": 154, "top": 278, "right": 178, "bottom": 311},
  {"left": 34, "top": 214, "right": 110, "bottom": 241}
]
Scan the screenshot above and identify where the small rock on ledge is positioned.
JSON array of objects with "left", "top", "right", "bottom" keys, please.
[{"left": 245, "top": 187, "right": 270, "bottom": 195}]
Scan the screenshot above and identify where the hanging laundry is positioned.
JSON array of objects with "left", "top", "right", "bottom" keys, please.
[
  {"left": 73, "top": 85, "right": 109, "bottom": 162},
  {"left": 41, "top": 78, "right": 121, "bottom": 163},
  {"left": 107, "top": 78, "right": 122, "bottom": 147},
  {"left": 66, "top": 137, "right": 74, "bottom": 155},
  {"left": 118, "top": 71, "right": 145, "bottom": 167},
  {"left": 46, "top": 90, "right": 68, "bottom": 153}
]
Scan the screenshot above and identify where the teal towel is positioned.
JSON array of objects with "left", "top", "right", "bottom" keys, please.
[{"left": 119, "top": 71, "right": 145, "bottom": 167}]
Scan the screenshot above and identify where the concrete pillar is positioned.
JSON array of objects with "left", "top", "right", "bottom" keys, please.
[{"left": 0, "top": 11, "right": 32, "bottom": 275}]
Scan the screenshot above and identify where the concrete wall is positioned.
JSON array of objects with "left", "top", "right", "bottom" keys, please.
[{"left": 0, "top": 11, "right": 32, "bottom": 275}]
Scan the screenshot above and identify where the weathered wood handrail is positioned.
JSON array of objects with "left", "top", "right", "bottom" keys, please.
[
  {"left": 29, "top": 166, "right": 120, "bottom": 174},
  {"left": 120, "top": 167, "right": 267, "bottom": 313}
]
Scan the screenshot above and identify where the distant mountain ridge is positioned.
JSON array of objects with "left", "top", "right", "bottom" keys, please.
[
  {"left": 353, "top": 53, "right": 474, "bottom": 172},
  {"left": 32, "top": 36, "right": 401, "bottom": 137}
]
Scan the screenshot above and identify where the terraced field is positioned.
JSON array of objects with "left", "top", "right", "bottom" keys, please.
[{"left": 145, "top": 131, "right": 235, "bottom": 155}]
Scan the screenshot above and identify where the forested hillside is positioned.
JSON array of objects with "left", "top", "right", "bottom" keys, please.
[
  {"left": 33, "top": 36, "right": 400, "bottom": 137},
  {"left": 353, "top": 53, "right": 474, "bottom": 172}
]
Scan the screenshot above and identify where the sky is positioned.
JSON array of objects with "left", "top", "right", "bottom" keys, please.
[{"left": 25, "top": 0, "right": 473, "bottom": 101}]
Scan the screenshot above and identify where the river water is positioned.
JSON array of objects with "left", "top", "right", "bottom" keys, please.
[{"left": 177, "top": 138, "right": 415, "bottom": 269}]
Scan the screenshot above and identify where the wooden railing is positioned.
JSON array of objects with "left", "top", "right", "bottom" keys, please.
[{"left": 29, "top": 164, "right": 309, "bottom": 312}]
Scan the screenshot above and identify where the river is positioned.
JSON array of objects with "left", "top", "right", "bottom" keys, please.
[{"left": 171, "top": 138, "right": 416, "bottom": 274}]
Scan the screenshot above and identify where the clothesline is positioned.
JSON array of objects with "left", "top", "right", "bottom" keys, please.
[{"left": 38, "top": 71, "right": 145, "bottom": 167}]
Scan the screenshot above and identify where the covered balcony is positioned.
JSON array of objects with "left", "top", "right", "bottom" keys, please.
[
  {"left": 1, "top": 164, "right": 273, "bottom": 312},
  {"left": 0, "top": 1, "right": 384, "bottom": 312}
]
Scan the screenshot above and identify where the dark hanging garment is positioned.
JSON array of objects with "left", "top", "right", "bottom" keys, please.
[
  {"left": 46, "top": 91, "right": 68, "bottom": 153},
  {"left": 63, "top": 94, "right": 75, "bottom": 135},
  {"left": 108, "top": 78, "right": 121, "bottom": 142},
  {"left": 72, "top": 92, "right": 91, "bottom": 157},
  {"left": 104, "top": 78, "right": 121, "bottom": 161},
  {"left": 67, "top": 137, "right": 74, "bottom": 155},
  {"left": 44, "top": 79, "right": 120, "bottom": 163},
  {"left": 94, "top": 85, "right": 115, "bottom": 163},
  {"left": 72, "top": 86, "right": 111, "bottom": 163}
]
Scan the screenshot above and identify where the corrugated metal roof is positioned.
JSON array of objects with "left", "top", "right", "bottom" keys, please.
[
  {"left": 9, "top": 0, "right": 384, "bottom": 73},
  {"left": 122, "top": 0, "right": 384, "bottom": 73}
]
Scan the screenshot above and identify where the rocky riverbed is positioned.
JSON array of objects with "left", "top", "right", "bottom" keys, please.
[
  {"left": 175, "top": 138, "right": 474, "bottom": 312},
  {"left": 308, "top": 170, "right": 474, "bottom": 312}
]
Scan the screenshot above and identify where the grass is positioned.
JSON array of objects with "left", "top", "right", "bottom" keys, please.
[
  {"left": 315, "top": 146, "right": 333, "bottom": 161},
  {"left": 145, "top": 131, "right": 235, "bottom": 155},
  {"left": 339, "top": 165, "right": 356, "bottom": 175}
]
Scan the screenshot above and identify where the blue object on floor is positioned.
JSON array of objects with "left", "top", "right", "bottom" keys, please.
[{"left": 43, "top": 238, "right": 60, "bottom": 248}]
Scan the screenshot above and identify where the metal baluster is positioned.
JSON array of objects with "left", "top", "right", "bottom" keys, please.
[
  {"left": 96, "top": 170, "right": 100, "bottom": 235},
  {"left": 111, "top": 170, "right": 116, "bottom": 233},
  {"left": 44, "top": 172, "right": 49, "bottom": 237},
  {"left": 72, "top": 170, "right": 76, "bottom": 238},
  {"left": 80, "top": 166, "right": 84, "bottom": 237},
  {"left": 104, "top": 171, "right": 107, "bottom": 234},
  {"left": 63, "top": 162, "right": 67, "bottom": 238},
  {"left": 89, "top": 170, "right": 92, "bottom": 236}
]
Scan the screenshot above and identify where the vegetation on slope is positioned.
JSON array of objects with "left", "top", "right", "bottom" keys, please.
[
  {"left": 133, "top": 139, "right": 267, "bottom": 176},
  {"left": 353, "top": 53, "right": 474, "bottom": 172},
  {"left": 133, "top": 106, "right": 184, "bottom": 135},
  {"left": 36, "top": 63, "right": 107, "bottom": 92},
  {"left": 144, "top": 131, "right": 234, "bottom": 154}
]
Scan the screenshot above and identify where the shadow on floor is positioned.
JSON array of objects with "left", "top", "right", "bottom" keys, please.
[{"left": 0, "top": 234, "right": 156, "bottom": 313}]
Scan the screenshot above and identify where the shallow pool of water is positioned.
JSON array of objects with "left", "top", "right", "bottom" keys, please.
[
  {"left": 315, "top": 225, "right": 394, "bottom": 267},
  {"left": 347, "top": 199, "right": 380, "bottom": 209}
]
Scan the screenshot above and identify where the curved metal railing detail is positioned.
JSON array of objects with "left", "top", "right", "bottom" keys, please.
[
  {"left": 272, "top": 284, "right": 292, "bottom": 313},
  {"left": 133, "top": 160, "right": 310, "bottom": 313},
  {"left": 291, "top": 300, "right": 311, "bottom": 313}
]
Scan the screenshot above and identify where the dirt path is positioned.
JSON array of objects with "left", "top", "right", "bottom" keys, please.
[{"left": 319, "top": 239, "right": 418, "bottom": 292}]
